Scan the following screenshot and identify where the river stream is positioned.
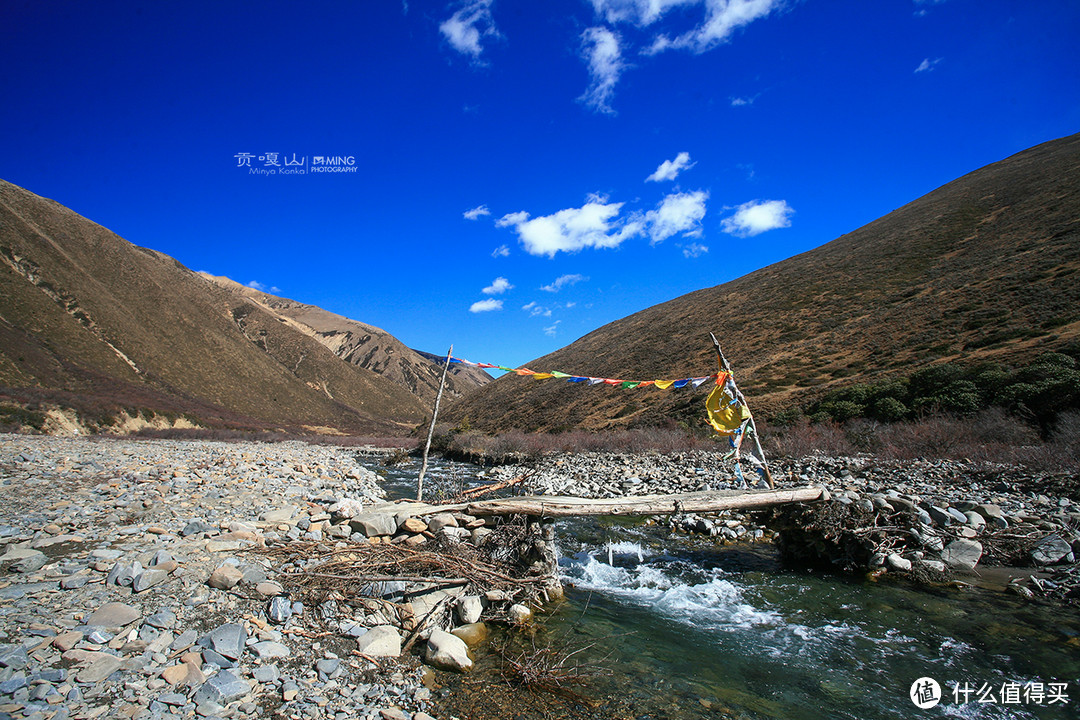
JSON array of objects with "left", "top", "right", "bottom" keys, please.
[{"left": 368, "top": 456, "right": 1080, "bottom": 720}]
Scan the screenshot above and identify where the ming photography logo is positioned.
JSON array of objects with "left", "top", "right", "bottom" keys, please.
[{"left": 233, "top": 152, "right": 357, "bottom": 175}]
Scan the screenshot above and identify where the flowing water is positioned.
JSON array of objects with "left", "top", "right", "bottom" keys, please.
[{"left": 370, "top": 457, "right": 1080, "bottom": 719}]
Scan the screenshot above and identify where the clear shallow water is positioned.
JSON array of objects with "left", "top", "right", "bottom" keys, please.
[{"left": 369, "top": 456, "right": 1080, "bottom": 719}]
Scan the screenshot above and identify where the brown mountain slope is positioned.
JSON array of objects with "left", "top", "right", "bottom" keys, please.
[
  {"left": 447, "top": 133, "right": 1080, "bottom": 433},
  {"left": 0, "top": 179, "right": 427, "bottom": 434},
  {"left": 200, "top": 275, "right": 491, "bottom": 404}
]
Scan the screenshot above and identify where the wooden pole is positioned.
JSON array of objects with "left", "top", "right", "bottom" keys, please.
[
  {"left": 390, "top": 486, "right": 826, "bottom": 518},
  {"left": 417, "top": 344, "right": 452, "bottom": 502},
  {"left": 709, "top": 333, "right": 775, "bottom": 489}
]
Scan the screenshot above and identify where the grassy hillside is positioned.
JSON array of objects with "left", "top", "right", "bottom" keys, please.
[
  {"left": 0, "top": 180, "right": 427, "bottom": 434},
  {"left": 447, "top": 133, "right": 1080, "bottom": 433}
]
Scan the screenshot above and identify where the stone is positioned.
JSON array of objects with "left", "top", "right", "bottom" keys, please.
[
  {"left": 193, "top": 669, "right": 250, "bottom": 705},
  {"left": 941, "top": 539, "right": 983, "bottom": 571},
  {"left": 151, "top": 550, "right": 174, "bottom": 566},
  {"left": 455, "top": 596, "right": 483, "bottom": 625},
  {"left": 926, "top": 506, "right": 953, "bottom": 527},
  {"left": 328, "top": 498, "right": 365, "bottom": 520},
  {"left": 207, "top": 564, "right": 244, "bottom": 590},
  {"left": 261, "top": 506, "right": 297, "bottom": 523},
  {"left": 945, "top": 507, "right": 969, "bottom": 524},
  {"left": 380, "top": 709, "right": 409, "bottom": 720},
  {"left": 181, "top": 520, "right": 215, "bottom": 536},
  {"left": 427, "top": 513, "right": 458, "bottom": 533},
  {"left": 12, "top": 553, "right": 47, "bottom": 573},
  {"left": 252, "top": 665, "right": 280, "bottom": 684},
  {"left": 161, "top": 664, "right": 191, "bottom": 685},
  {"left": 470, "top": 527, "right": 493, "bottom": 545},
  {"left": 60, "top": 574, "right": 89, "bottom": 590},
  {"left": 133, "top": 568, "right": 169, "bottom": 593},
  {"left": 144, "top": 610, "right": 176, "bottom": 629},
  {"left": 974, "top": 504, "right": 1005, "bottom": 522},
  {"left": 268, "top": 596, "right": 292, "bottom": 624},
  {"left": 508, "top": 604, "right": 533, "bottom": 624},
  {"left": 440, "top": 526, "right": 470, "bottom": 542},
  {"left": 200, "top": 648, "right": 235, "bottom": 669},
  {"left": 86, "top": 602, "right": 141, "bottom": 628},
  {"left": 886, "top": 553, "right": 912, "bottom": 572},
  {"left": 399, "top": 517, "right": 428, "bottom": 533},
  {"left": 963, "top": 511, "right": 986, "bottom": 531},
  {"left": 51, "top": 632, "right": 83, "bottom": 653},
  {"left": 451, "top": 622, "right": 489, "bottom": 647},
  {"left": 316, "top": 658, "right": 340, "bottom": 679},
  {"left": 107, "top": 561, "right": 141, "bottom": 587},
  {"left": 0, "top": 547, "right": 44, "bottom": 562},
  {"left": 255, "top": 581, "right": 283, "bottom": 597},
  {"left": 251, "top": 641, "right": 290, "bottom": 659},
  {"left": 424, "top": 627, "right": 473, "bottom": 672},
  {"left": 0, "top": 645, "right": 29, "bottom": 670},
  {"left": 0, "top": 675, "right": 28, "bottom": 694},
  {"left": 197, "top": 623, "right": 246, "bottom": 661},
  {"left": 159, "top": 692, "right": 187, "bottom": 706},
  {"left": 1030, "top": 535, "right": 1073, "bottom": 565},
  {"left": 76, "top": 653, "right": 123, "bottom": 683},
  {"left": 348, "top": 513, "right": 398, "bottom": 538},
  {"left": 170, "top": 629, "right": 198, "bottom": 652},
  {"left": 355, "top": 626, "right": 401, "bottom": 658}
]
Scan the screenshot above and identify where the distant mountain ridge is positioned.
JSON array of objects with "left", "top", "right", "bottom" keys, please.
[
  {"left": 200, "top": 275, "right": 490, "bottom": 404},
  {"left": 0, "top": 179, "right": 471, "bottom": 434},
  {"left": 446, "top": 133, "right": 1080, "bottom": 433}
]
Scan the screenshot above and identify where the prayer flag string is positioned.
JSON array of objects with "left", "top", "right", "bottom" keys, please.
[{"left": 449, "top": 356, "right": 726, "bottom": 390}]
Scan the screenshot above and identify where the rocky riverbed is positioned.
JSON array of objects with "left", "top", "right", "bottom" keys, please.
[
  {"left": 3, "top": 435, "right": 1080, "bottom": 720},
  {"left": 0, "top": 435, "right": 543, "bottom": 720}
]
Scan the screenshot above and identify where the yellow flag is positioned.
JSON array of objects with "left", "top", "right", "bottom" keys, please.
[
  {"left": 654, "top": 380, "right": 675, "bottom": 389},
  {"left": 706, "top": 384, "right": 750, "bottom": 434}
]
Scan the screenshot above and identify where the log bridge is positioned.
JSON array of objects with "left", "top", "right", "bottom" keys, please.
[{"left": 387, "top": 486, "right": 827, "bottom": 519}]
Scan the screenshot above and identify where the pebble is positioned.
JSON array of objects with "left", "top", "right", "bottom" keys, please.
[{"left": 0, "top": 435, "right": 440, "bottom": 720}]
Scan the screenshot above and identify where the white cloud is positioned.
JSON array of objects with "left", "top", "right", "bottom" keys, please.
[
  {"left": 491, "top": 244, "right": 510, "bottom": 258},
  {"left": 730, "top": 94, "right": 760, "bottom": 106},
  {"left": 720, "top": 199, "right": 793, "bottom": 237},
  {"left": 540, "top": 274, "right": 588, "bottom": 292},
  {"left": 646, "top": 151, "right": 694, "bottom": 182},
  {"left": 591, "top": 0, "right": 701, "bottom": 26},
  {"left": 440, "top": 0, "right": 498, "bottom": 60},
  {"left": 579, "top": 26, "right": 625, "bottom": 115},
  {"left": 915, "top": 57, "right": 942, "bottom": 73},
  {"left": 522, "top": 301, "right": 552, "bottom": 317},
  {"left": 642, "top": 0, "right": 783, "bottom": 55},
  {"left": 482, "top": 276, "right": 513, "bottom": 295},
  {"left": 246, "top": 280, "right": 281, "bottom": 293},
  {"left": 497, "top": 195, "right": 643, "bottom": 257},
  {"left": 682, "top": 242, "right": 709, "bottom": 258},
  {"left": 645, "top": 190, "right": 708, "bottom": 244},
  {"left": 463, "top": 204, "right": 491, "bottom": 220},
  {"left": 544, "top": 320, "right": 561, "bottom": 337},
  {"left": 469, "top": 298, "right": 503, "bottom": 313}
]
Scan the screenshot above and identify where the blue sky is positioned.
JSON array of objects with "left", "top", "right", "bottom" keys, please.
[{"left": 2, "top": 1, "right": 1077, "bottom": 372}]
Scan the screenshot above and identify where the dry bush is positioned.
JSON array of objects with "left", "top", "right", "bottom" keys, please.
[
  {"left": 766, "top": 408, "right": 1080, "bottom": 472},
  {"left": 765, "top": 418, "right": 855, "bottom": 458}
]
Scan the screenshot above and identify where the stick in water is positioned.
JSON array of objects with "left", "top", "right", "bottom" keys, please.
[{"left": 417, "top": 345, "right": 452, "bottom": 502}]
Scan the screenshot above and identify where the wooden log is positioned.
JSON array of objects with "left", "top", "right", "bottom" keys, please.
[{"left": 387, "top": 486, "right": 825, "bottom": 518}]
